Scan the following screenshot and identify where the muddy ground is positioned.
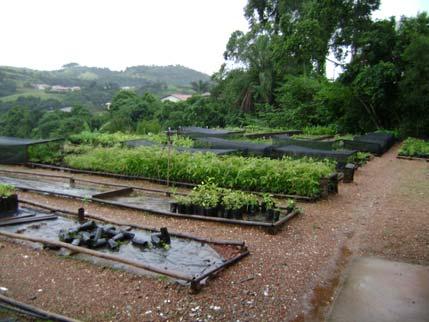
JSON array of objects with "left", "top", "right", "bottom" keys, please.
[{"left": 0, "top": 145, "right": 428, "bottom": 321}]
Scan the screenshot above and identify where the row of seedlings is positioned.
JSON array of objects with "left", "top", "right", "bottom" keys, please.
[{"left": 171, "top": 181, "right": 297, "bottom": 222}]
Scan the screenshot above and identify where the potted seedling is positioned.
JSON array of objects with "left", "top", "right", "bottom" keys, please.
[
  {"left": 0, "top": 184, "right": 18, "bottom": 217},
  {"left": 222, "top": 191, "right": 245, "bottom": 219},
  {"left": 245, "top": 193, "right": 259, "bottom": 216},
  {"left": 174, "top": 195, "right": 192, "bottom": 214},
  {"left": 262, "top": 193, "right": 276, "bottom": 221}
]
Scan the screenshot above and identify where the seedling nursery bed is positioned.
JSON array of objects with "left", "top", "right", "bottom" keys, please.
[
  {"left": 0, "top": 201, "right": 249, "bottom": 291},
  {"left": 24, "top": 163, "right": 327, "bottom": 201},
  {"left": 0, "top": 170, "right": 301, "bottom": 232}
]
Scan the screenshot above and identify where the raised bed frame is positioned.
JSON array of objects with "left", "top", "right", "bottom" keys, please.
[
  {"left": 396, "top": 155, "right": 429, "bottom": 162},
  {"left": 1, "top": 199, "right": 249, "bottom": 292},
  {"left": 0, "top": 170, "right": 301, "bottom": 233}
]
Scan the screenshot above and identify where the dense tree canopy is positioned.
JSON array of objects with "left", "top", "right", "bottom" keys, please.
[{"left": 0, "top": 2, "right": 427, "bottom": 138}]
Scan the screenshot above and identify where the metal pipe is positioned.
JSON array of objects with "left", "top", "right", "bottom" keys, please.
[
  {"left": 0, "top": 293, "right": 81, "bottom": 322},
  {"left": 0, "top": 230, "right": 194, "bottom": 282},
  {"left": 19, "top": 199, "right": 246, "bottom": 246}
]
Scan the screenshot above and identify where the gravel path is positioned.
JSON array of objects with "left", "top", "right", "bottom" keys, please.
[{"left": 0, "top": 145, "right": 428, "bottom": 321}]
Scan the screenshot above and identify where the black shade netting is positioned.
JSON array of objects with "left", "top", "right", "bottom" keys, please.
[
  {"left": 178, "top": 127, "right": 242, "bottom": 138},
  {"left": 343, "top": 132, "right": 395, "bottom": 155},
  {"left": 194, "top": 137, "right": 273, "bottom": 155},
  {"left": 0, "top": 137, "right": 62, "bottom": 164},
  {"left": 272, "top": 135, "right": 337, "bottom": 151},
  {"left": 273, "top": 145, "right": 356, "bottom": 163}
]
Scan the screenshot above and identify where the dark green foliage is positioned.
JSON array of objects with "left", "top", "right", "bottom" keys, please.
[{"left": 399, "top": 138, "right": 429, "bottom": 158}]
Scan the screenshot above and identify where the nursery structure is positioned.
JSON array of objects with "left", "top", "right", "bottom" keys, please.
[
  {"left": 0, "top": 170, "right": 302, "bottom": 233},
  {"left": 342, "top": 132, "right": 395, "bottom": 155},
  {"left": 0, "top": 136, "right": 63, "bottom": 164}
]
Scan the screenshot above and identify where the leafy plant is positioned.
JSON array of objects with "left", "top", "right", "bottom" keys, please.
[
  {"left": 399, "top": 138, "right": 429, "bottom": 158},
  {"left": 0, "top": 184, "right": 15, "bottom": 198},
  {"left": 65, "top": 146, "right": 336, "bottom": 197},
  {"left": 221, "top": 190, "right": 246, "bottom": 210},
  {"left": 262, "top": 193, "right": 275, "bottom": 210}
]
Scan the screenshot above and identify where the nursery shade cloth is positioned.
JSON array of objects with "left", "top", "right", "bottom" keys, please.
[
  {"left": 178, "top": 126, "right": 243, "bottom": 138},
  {"left": 272, "top": 135, "right": 337, "bottom": 151},
  {"left": 194, "top": 137, "right": 272, "bottom": 155},
  {"left": 273, "top": 145, "right": 356, "bottom": 163},
  {"left": 0, "top": 136, "right": 61, "bottom": 164},
  {"left": 342, "top": 132, "right": 395, "bottom": 155}
]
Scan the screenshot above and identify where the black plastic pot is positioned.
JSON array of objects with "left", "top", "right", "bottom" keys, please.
[
  {"left": 77, "top": 207, "right": 85, "bottom": 223},
  {"left": 247, "top": 205, "right": 256, "bottom": 216},
  {"left": 78, "top": 221, "right": 96, "bottom": 232},
  {"left": 224, "top": 209, "right": 233, "bottom": 219},
  {"left": 205, "top": 207, "right": 217, "bottom": 217},
  {"left": 0, "top": 194, "right": 18, "bottom": 217},
  {"left": 91, "top": 238, "right": 107, "bottom": 248},
  {"left": 273, "top": 210, "right": 280, "bottom": 222},
  {"left": 170, "top": 202, "right": 178, "bottom": 213},
  {"left": 217, "top": 205, "right": 225, "bottom": 218},
  {"left": 232, "top": 209, "right": 242, "bottom": 220},
  {"left": 132, "top": 237, "right": 149, "bottom": 248},
  {"left": 177, "top": 203, "right": 187, "bottom": 214},
  {"left": 265, "top": 209, "right": 274, "bottom": 221}
]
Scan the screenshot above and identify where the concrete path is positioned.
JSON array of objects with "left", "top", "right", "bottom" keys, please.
[{"left": 329, "top": 257, "right": 429, "bottom": 322}]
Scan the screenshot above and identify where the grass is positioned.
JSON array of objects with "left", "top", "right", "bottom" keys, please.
[{"left": 0, "top": 88, "right": 64, "bottom": 102}]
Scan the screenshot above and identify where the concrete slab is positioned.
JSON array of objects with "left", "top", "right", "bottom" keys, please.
[{"left": 329, "top": 257, "right": 429, "bottom": 322}]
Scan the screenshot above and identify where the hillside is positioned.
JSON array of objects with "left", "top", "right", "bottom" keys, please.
[{"left": 0, "top": 64, "right": 210, "bottom": 111}]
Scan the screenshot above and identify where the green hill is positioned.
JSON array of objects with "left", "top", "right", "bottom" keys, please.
[{"left": 0, "top": 64, "right": 210, "bottom": 111}]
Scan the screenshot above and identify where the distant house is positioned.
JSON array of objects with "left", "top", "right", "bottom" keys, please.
[
  {"left": 50, "top": 85, "right": 81, "bottom": 93},
  {"left": 60, "top": 107, "right": 73, "bottom": 113},
  {"left": 161, "top": 93, "right": 193, "bottom": 103},
  {"left": 32, "top": 83, "right": 50, "bottom": 90}
]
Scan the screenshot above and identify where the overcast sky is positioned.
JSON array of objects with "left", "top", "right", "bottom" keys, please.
[{"left": 1, "top": 0, "right": 428, "bottom": 76}]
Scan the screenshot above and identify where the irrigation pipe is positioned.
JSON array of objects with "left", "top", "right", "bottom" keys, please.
[{"left": 0, "top": 293, "right": 81, "bottom": 322}]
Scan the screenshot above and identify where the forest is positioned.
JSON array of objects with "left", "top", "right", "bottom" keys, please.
[{"left": 0, "top": 0, "right": 428, "bottom": 139}]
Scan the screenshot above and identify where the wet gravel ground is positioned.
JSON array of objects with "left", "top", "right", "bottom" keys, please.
[{"left": 0, "top": 145, "right": 428, "bottom": 321}]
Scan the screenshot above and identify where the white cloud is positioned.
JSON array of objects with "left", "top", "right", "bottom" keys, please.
[
  {"left": 1, "top": 0, "right": 427, "bottom": 77},
  {"left": 373, "top": 0, "right": 429, "bottom": 20},
  {"left": 0, "top": 0, "right": 248, "bottom": 75}
]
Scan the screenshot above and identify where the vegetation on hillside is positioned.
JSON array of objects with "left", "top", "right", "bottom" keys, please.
[{"left": 0, "top": 2, "right": 428, "bottom": 140}]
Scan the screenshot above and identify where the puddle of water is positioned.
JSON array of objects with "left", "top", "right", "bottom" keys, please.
[{"left": 0, "top": 208, "right": 225, "bottom": 277}]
